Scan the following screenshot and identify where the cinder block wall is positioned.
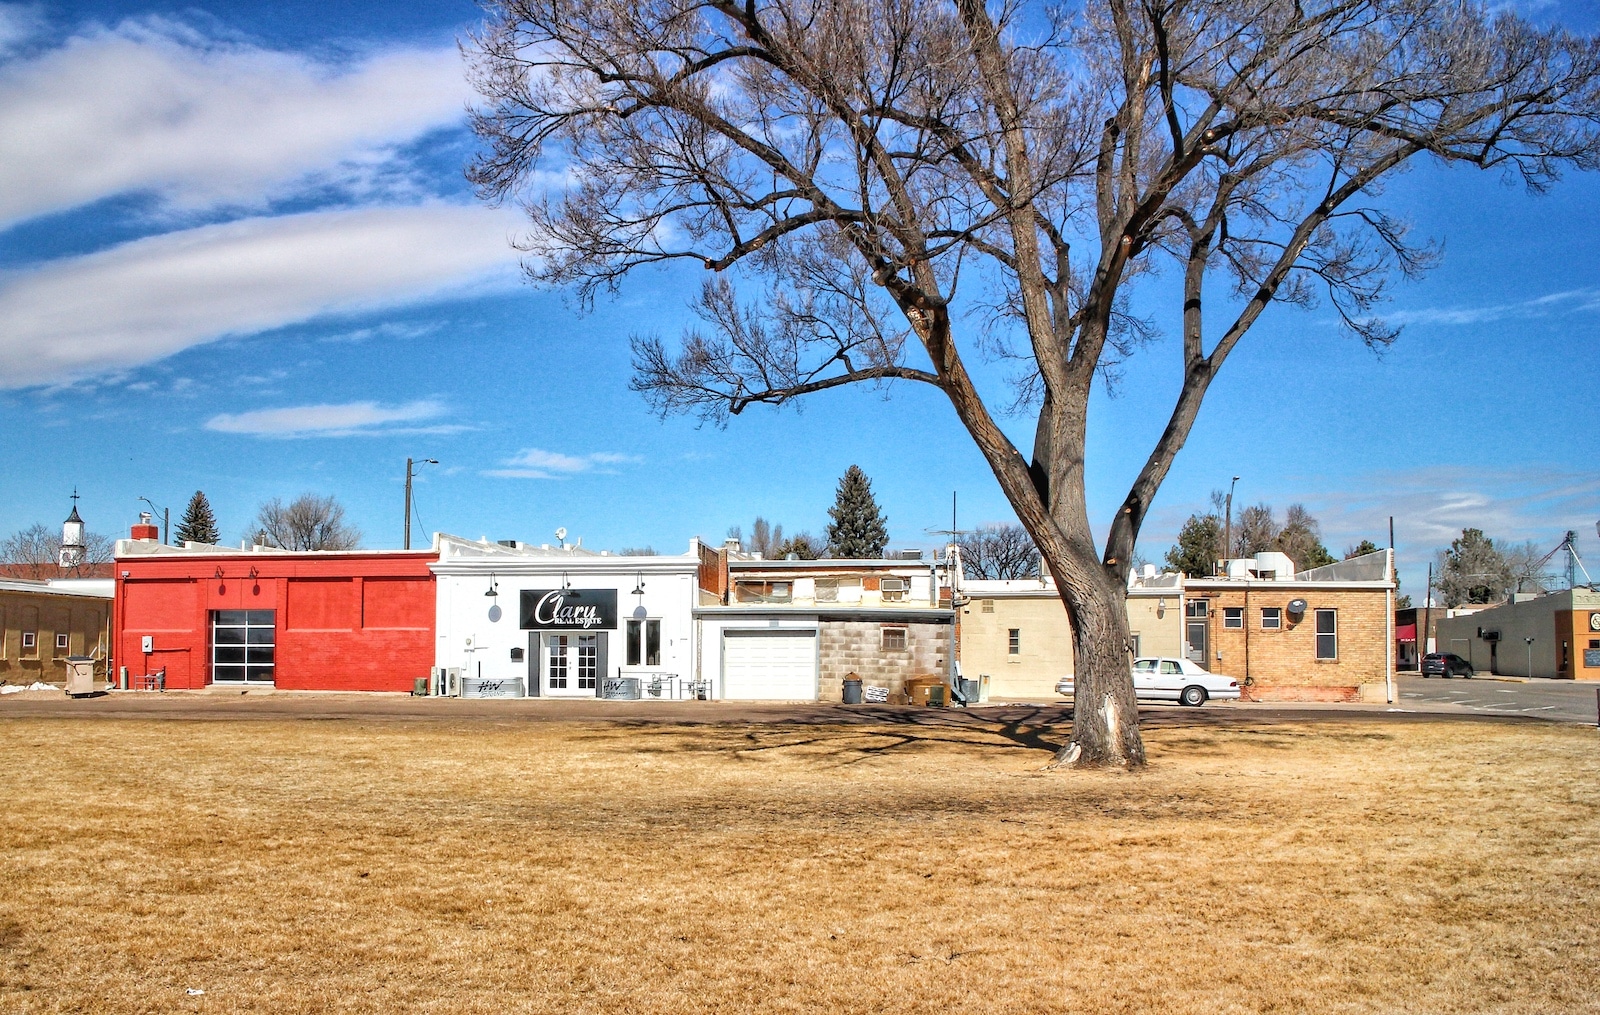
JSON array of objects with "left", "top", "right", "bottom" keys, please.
[{"left": 819, "top": 619, "right": 948, "bottom": 703}]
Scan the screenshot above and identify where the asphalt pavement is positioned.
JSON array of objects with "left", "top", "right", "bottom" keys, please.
[{"left": 1396, "top": 673, "right": 1600, "bottom": 725}]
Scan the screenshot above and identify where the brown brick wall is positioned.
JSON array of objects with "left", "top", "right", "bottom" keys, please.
[
  {"left": 0, "top": 590, "right": 111, "bottom": 684},
  {"left": 1195, "top": 587, "right": 1390, "bottom": 701},
  {"left": 818, "top": 619, "right": 948, "bottom": 703}
]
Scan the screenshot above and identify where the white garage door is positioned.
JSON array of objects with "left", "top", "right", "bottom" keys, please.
[{"left": 722, "top": 629, "right": 818, "bottom": 700}]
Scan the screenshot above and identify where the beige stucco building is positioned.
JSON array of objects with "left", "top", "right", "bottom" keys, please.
[
  {"left": 0, "top": 579, "right": 114, "bottom": 686},
  {"left": 959, "top": 573, "right": 1184, "bottom": 699}
]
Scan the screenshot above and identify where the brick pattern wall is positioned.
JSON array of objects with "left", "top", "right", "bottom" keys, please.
[
  {"left": 698, "top": 544, "right": 727, "bottom": 604},
  {"left": 1198, "top": 587, "right": 1390, "bottom": 701},
  {"left": 818, "top": 619, "right": 948, "bottom": 703}
]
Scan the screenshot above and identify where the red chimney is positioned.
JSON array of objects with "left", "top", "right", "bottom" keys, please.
[{"left": 131, "top": 512, "right": 159, "bottom": 541}]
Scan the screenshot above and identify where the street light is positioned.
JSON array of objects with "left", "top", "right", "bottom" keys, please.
[
  {"left": 138, "top": 496, "right": 169, "bottom": 545},
  {"left": 404, "top": 458, "right": 438, "bottom": 550},
  {"left": 1223, "top": 475, "right": 1240, "bottom": 572},
  {"left": 1525, "top": 636, "right": 1535, "bottom": 679}
]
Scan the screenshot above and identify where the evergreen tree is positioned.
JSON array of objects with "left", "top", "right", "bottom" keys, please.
[
  {"left": 1164, "top": 512, "right": 1221, "bottom": 577},
  {"left": 174, "top": 490, "right": 221, "bottom": 545},
  {"left": 824, "top": 465, "right": 888, "bottom": 558},
  {"left": 1439, "top": 528, "right": 1512, "bottom": 606}
]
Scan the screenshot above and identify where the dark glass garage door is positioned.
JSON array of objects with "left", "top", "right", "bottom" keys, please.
[{"left": 212, "top": 610, "right": 276, "bottom": 684}]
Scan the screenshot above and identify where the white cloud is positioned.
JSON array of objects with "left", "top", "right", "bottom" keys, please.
[
  {"left": 204, "top": 399, "right": 452, "bottom": 437},
  {"left": 0, "top": 203, "right": 523, "bottom": 388},
  {"left": 0, "top": 18, "right": 473, "bottom": 226},
  {"left": 485, "top": 448, "right": 642, "bottom": 479},
  {"left": 1381, "top": 288, "right": 1600, "bottom": 327}
]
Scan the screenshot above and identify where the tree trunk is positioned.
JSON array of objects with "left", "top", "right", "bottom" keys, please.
[{"left": 1046, "top": 546, "right": 1145, "bottom": 769}]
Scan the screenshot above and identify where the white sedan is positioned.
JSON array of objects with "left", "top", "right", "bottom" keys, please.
[{"left": 1054, "top": 657, "right": 1241, "bottom": 706}]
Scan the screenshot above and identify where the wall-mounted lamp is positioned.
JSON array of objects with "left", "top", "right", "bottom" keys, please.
[
  {"left": 214, "top": 566, "right": 225, "bottom": 580},
  {"left": 561, "top": 571, "right": 572, "bottom": 592},
  {"left": 485, "top": 572, "right": 499, "bottom": 598},
  {"left": 1157, "top": 597, "right": 1167, "bottom": 619},
  {"left": 632, "top": 573, "right": 646, "bottom": 597},
  {"left": 248, "top": 566, "right": 259, "bottom": 580}
]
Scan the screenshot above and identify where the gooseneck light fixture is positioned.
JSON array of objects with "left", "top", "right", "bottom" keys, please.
[{"left": 485, "top": 572, "right": 499, "bottom": 599}]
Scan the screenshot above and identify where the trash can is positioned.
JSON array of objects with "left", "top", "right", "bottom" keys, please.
[
  {"left": 927, "top": 683, "right": 948, "bottom": 707},
  {"left": 957, "top": 678, "right": 980, "bottom": 704},
  {"left": 842, "top": 677, "right": 863, "bottom": 704},
  {"left": 412, "top": 677, "right": 429, "bottom": 696}
]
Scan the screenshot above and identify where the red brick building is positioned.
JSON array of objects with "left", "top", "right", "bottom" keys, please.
[{"left": 114, "top": 524, "right": 437, "bottom": 692}]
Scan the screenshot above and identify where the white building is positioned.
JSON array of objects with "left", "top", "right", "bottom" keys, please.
[{"left": 431, "top": 534, "right": 703, "bottom": 698}]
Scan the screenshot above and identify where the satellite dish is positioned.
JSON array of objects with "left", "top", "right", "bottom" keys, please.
[
  {"left": 555, "top": 527, "right": 567, "bottom": 544},
  {"left": 1287, "top": 598, "right": 1307, "bottom": 616}
]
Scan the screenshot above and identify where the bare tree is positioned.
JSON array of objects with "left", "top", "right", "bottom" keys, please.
[
  {"left": 0, "top": 523, "right": 114, "bottom": 579},
  {"left": 960, "top": 523, "right": 1042, "bottom": 579},
  {"left": 467, "top": 0, "right": 1600, "bottom": 766},
  {"left": 251, "top": 495, "right": 362, "bottom": 552},
  {"left": 1231, "top": 503, "right": 1279, "bottom": 557}
]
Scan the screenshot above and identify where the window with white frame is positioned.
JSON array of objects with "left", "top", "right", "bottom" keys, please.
[
  {"left": 21, "top": 631, "right": 37, "bottom": 653},
  {"left": 1223, "top": 607, "right": 1243, "bottom": 629},
  {"left": 813, "top": 577, "right": 862, "bottom": 603},
  {"left": 1261, "top": 607, "right": 1282, "bottom": 630},
  {"left": 1008, "top": 628, "right": 1021, "bottom": 655},
  {"left": 881, "top": 626, "right": 907, "bottom": 651},
  {"left": 1315, "top": 609, "right": 1337, "bottom": 659},
  {"left": 56, "top": 632, "right": 69, "bottom": 651}
]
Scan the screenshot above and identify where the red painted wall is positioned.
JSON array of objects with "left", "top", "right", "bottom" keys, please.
[{"left": 114, "top": 550, "right": 437, "bottom": 692}]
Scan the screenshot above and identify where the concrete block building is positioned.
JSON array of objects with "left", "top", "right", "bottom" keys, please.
[
  {"left": 1434, "top": 587, "right": 1600, "bottom": 679},
  {"left": 0, "top": 579, "right": 113, "bottom": 685}
]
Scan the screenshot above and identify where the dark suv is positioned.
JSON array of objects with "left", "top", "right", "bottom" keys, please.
[{"left": 1421, "top": 653, "right": 1474, "bottom": 678}]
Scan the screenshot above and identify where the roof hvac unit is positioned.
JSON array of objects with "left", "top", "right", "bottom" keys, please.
[{"left": 880, "top": 577, "right": 907, "bottom": 602}]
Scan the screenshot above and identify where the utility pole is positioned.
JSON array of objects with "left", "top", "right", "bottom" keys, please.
[
  {"left": 1422, "top": 562, "right": 1433, "bottom": 662},
  {"left": 1223, "top": 475, "right": 1240, "bottom": 571},
  {"left": 1525, "top": 636, "right": 1535, "bottom": 679},
  {"left": 404, "top": 458, "right": 438, "bottom": 550}
]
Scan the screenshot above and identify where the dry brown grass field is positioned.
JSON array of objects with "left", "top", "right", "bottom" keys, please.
[{"left": 1, "top": 712, "right": 1597, "bottom": 1014}]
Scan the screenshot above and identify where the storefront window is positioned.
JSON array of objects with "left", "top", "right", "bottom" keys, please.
[{"left": 627, "top": 620, "right": 662, "bottom": 666}]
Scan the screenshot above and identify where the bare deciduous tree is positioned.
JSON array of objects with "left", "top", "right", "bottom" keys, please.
[
  {"left": 0, "top": 523, "right": 114, "bottom": 579},
  {"left": 960, "top": 523, "right": 1041, "bottom": 580},
  {"left": 252, "top": 495, "right": 362, "bottom": 552},
  {"left": 467, "top": 0, "right": 1600, "bottom": 766}
]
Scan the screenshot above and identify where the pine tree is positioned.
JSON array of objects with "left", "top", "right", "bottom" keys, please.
[
  {"left": 1164, "top": 513, "right": 1221, "bottom": 577},
  {"left": 825, "top": 465, "right": 888, "bottom": 558},
  {"left": 174, "top": 490, "right": 221, "bottom": 546}
]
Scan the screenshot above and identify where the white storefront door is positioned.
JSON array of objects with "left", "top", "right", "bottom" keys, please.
[
  {"left": 721, "top": 629, "right": 818, "bottom": 700},
  {"left": 542, "top": 632, "right": 604, "bottom": 697}
]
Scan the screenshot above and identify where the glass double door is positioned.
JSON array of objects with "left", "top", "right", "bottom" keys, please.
[{"left": 536, "top": 632, "right": 606, "bottom": 697}]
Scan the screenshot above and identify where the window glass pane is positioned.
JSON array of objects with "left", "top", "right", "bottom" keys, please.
[
  {"left": 1133, "top": 659, "right": 1156, "bottom": 672},
  {"left": 626, "top": 620, "right": 642, "bottom": 666},
  {"left": 214, "top": 645, "right": 246, "bottom": 664},
  {"left": 215, "top": 611, "right": 250, "bottom": 626},
  {"left": 1161, "top": 661, "right": 1181, "bottom": 674},
  {"left": 1316, "top": 610, "right": 1336, "bottom": 634},
  {"left": 1186, "top": 600, "right": 1208, "bottom": 618},
  {"left": 882, "top": 627, "right": 907, "bottom": 650},
  {"left": 646, "top": 621, "right": 661, "bottom": 666},
  {"left": 214, "top": 627, "right": 245, "bottom": 645},
  {"left": 245, "top": 665, "right": 274, "bottom": 681},
  {"left": 246, "top": 626, "right": 275, "bottom": 644},
  {"left": 213, "top": 665, "right": 246, "bottom": 682},
  {"left": 578, "top": 634, "right": 598, "bottom": 688},
  {"left": 1008, "top": 629, "right": 1020, "bottom": 654},
  {"left": 246, "top": 611, "right": 275, "bottom": 626},
  {"left": 246, "top": 646, "right": 275, "bottom": 664}
]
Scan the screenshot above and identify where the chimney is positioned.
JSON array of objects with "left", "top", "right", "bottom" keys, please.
[{"left": 131, "top": 511, "right": 160, "bottom": 542}]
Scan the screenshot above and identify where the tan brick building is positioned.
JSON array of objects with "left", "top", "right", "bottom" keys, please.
[
  {"left": 0, "top": 579, "right": 114, "bottom": 686},
  {"left": 960, "top": 552, "right": 1395, "bottom": 702}
]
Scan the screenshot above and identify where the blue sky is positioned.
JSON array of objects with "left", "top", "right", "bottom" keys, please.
[{"left": 1, "top": 0, "right": 1597, "bottom": 599}]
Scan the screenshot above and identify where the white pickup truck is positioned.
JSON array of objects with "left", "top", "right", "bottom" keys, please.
[{"left": 1055, "top": 657, "right": 1241, "bottom": 706}]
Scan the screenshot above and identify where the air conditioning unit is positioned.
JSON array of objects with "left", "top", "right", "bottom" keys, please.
[{"left": 880, "top": 577, "right": 907, "bottom": 602}]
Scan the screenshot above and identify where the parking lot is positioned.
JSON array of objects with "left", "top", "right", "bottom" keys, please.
[{"left": 1397, "top": 673, "right": 1600, "bottom": 724}]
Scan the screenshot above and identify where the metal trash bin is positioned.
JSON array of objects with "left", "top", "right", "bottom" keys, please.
[
  {"left": 842, "top": 677, "right": 863, "bottom": 704},
  {"left": 65, "top": 656, "right": 96, "bottom": 697}
]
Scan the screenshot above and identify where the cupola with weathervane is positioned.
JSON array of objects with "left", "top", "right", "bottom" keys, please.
[{"left": 58, "top": 491, "right": 86, "bottom": 568}]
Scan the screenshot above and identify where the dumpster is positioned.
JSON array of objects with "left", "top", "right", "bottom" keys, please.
[{"left": 65, "top": 656, "right": 97, "bottom": 697}]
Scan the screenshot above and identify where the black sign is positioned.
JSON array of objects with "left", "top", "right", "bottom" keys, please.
[{"left": 520, "top": 589, "right": 618, "bottom": 631}]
